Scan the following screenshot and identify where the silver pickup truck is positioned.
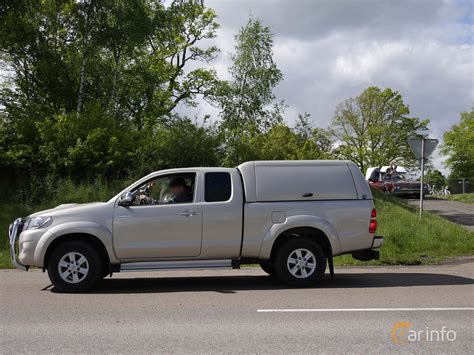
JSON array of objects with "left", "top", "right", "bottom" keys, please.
[{"left": 9, "top": 160, "right": 383, "bottom": 292}]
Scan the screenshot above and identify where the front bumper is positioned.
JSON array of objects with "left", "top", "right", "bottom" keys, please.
[{"left": 8, "top": 218, "right": 29, "bottom": 271}]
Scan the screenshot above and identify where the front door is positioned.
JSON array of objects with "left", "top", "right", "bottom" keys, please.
[{"left": 113, "top": 172, "right": 202, "bottom": 259}]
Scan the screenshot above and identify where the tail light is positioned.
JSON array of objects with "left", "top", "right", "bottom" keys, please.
[{"left": 369, "top": 208, "right": 377, "bottom": 233}]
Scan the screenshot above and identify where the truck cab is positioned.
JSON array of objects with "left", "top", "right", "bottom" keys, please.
[{"left": 112, "top": 168, "right": 244, "bottom": 260}]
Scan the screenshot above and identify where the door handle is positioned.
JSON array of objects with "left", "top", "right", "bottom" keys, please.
[
  {"left": 302, "top": 193, "right": 314, "bottom": 197},
  {"left": 180, "top": 210, "right": 196, "bottom": 217}
]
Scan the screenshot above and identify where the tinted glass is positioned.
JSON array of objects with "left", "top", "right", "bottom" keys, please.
[{"left": 205, "top": 172, "right": 231, "bottom": 202}]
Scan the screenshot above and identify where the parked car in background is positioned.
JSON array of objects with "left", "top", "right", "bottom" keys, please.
[
  {"left": 9, "top": 160, "right": 383, "bottom": 293},
  {"left": 366, "top": 166, "right": 429, "bottom": 197}
]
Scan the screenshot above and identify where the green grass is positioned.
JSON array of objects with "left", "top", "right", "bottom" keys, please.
[
  {"left": 1, "top": 185, "right": 473, "bottom": 268},
  {"left": 0, "top": 250, "right": 12, "bottom": 269},
  {"left": 1, "top": 204, "right": 32, "bottom": 268},
  {"left": 433, "top": 193, "right": 474, "bottom": 205},
  {"left": 1, "top": 203, "right": 31, "bottom": 247}
]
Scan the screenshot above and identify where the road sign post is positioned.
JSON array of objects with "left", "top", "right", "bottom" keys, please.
[
  {"left": 407, "top": 137, "right": 438, "bottom": 219},
  {"left": 419, "top": 138, "right": 425, "bottom": 219}
]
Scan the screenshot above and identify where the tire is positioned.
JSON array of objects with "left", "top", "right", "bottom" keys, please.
[
  {"left": 259, "top": 261, "right": 275, "bottom": 276},
  {"left": 47, "top": 240, "right": 104, "bottom": 293},
  {"left": 274, "top": 238, "right": 326, "bottom": 287}
]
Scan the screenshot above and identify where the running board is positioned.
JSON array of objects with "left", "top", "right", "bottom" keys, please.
[{"left": 120, "top": 259, "right": 237, "bottom": 272}]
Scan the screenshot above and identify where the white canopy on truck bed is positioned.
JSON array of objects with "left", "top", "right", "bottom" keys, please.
[{"left": 238, "top": 160, "right": 371, "bottom": 202}]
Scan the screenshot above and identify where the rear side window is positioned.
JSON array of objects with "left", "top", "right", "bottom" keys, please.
[{"left": 205, "top": 172, "right": 231, "bottom": 202}]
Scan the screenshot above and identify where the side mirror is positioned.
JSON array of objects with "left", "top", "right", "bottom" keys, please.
[{"left": 118, "top": 192, "right": 133, "bottom": 207}]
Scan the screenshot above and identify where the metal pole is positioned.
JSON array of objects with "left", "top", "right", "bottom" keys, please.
[
  {"left": 462, "top": 178, "right": 466, "bottom": 194},
  {"left": 419, "top": 138, "right": 425, "bottom": 220}
]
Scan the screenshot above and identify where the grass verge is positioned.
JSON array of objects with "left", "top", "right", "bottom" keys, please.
[{"left": 1, "top": 187, "right": 473, "bottom": 268}]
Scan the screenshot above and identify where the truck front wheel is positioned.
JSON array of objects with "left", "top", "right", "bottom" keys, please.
[
  {"left": 47, "top": 241, "right": 103, "bottom": 293},
  {"left": 274, "top": 238, "right": 326, "bottom": 286}
]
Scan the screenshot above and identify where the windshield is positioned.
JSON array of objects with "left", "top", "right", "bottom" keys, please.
[{"left": 383, "top": 172, "right": 407, "bottom": 181}]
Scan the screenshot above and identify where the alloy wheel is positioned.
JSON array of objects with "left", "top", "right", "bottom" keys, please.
[
  {"left": 57, "top": 252, "right": 89, "bottom": 284},
  {"left": 286, "top": 248, "right": 316, "bottom": 279}
]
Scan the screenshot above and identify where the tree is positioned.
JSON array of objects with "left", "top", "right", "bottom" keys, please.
[
  {"left": 218, "top": 17, "right": 285, "bottom": 165},
  {"left": 441, "top": 109, "right": 474, "bottom": 178},
  {"left": 258, "top": 124, "right": 332, "bottom": 161},
  {"left": 0, "top": 0, "right": 220, "bottom": 181},
  {"left": 145, "top": 116, "right": 222, "bottom": 171},
  {"left": 220, "top": 17, "right": 284, "bottom": 130},
  {"left": 331, "top": 86, "right": 429, "bottom": 173},
  {"left": 293, "top": 113, "right": 333, "bottom": 159},
  {"left": 0, "top": 0, "right": 219, "bottom": 122},
  {"left": 217, "top": 113, "right": 332, "bottom": 164}
]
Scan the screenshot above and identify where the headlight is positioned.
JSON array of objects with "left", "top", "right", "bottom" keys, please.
[{"left": 23, "top": 216, "right": 52, "bottom": 230}]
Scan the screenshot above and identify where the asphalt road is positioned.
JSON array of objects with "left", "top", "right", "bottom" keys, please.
[
  {"left": 408, "top": 197, "right": 474, "bottom": 231},
  {"left": 1, "top": 262, "right": 473, "bottom": 353}
]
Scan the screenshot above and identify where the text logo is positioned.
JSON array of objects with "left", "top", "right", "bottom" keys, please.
[{"left": 391, "top": 322, "right": 457, "bottom": 345}]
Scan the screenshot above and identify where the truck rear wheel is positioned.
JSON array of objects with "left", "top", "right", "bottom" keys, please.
[
  {"left": 274, "top": 238, "right": 326, "bottom": 287},
  {"left": 47, "top": 240, "right": 103, "bottom": 293}
]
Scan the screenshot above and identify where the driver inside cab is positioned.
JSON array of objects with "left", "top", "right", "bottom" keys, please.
[{"left": 169, "top": 177, "right": 193, "bottom": 203}]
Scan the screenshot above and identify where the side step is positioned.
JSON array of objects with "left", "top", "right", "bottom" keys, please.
[{"left": 120, "top": 259, "right": 238, "bottom": 272}]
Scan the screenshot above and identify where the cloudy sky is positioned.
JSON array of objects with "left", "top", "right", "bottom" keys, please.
[{"left": 179, "top": 0, "right": 473, "bottom": 173}]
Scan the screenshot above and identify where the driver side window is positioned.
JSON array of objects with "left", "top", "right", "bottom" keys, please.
[{"left": 131, "top": 173, "right": 196, "bottom": 206}]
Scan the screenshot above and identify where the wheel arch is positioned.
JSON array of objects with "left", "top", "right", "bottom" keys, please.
[
  {"left": 258, "top": 215, "right": 341, "bottom": 260},
  {"left": 42, "top": 233, "right": 111, "bottom": 273},
  {"left": 268, "top": 227, "right": 333, "bottom": 263},
  {"left": 34, "top": 221, "right": 117, "bottom": 268}
]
